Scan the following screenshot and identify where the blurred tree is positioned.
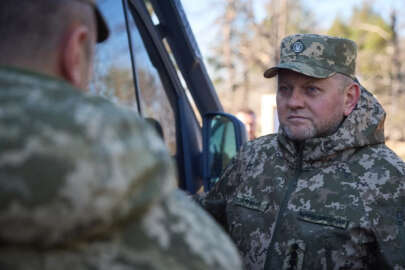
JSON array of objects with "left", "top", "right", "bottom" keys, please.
[
  {"left": 209, "top": 0, "right": 316, "bottom": 112},
  {"left": 327, "top": 2, "right": 405, "bottom": 140},
  {"left": 327, "top": 2, "right": 393, "bottom": 95},
  {"left": 104, "top": 66, "right": 135, "bottom": 105},
  {"left": 328, "top": 7, "right": 389, "bottom": 120}
]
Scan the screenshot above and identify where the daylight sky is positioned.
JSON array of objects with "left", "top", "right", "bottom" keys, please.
[{"left": 182, "top": 0, "right": 405, "bottom": 59}]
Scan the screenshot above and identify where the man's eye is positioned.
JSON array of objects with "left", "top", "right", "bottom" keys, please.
[
  {"left": 306, "top": 86, "right": 320, "bottom": 95},
  {"left": 278, "top": 86, "right": 290, "bottom": 92}
]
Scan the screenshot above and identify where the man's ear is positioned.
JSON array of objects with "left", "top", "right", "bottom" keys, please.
[
  {"left": 60, "top": 25, "right": 89, "bottom": 89},
  {"left": 343, "top": 82, "right": 361, "bottom": 116}
]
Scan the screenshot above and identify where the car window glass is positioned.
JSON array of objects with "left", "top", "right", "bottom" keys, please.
[
  {"left": 126, "top": 4, "right": 177, "bottom": 155},
  {"left": 90, "top": 0, "right": 176, "bottom": 155},
  {"left": 90, "top": 0, "right": 137, "bottom": 108}
]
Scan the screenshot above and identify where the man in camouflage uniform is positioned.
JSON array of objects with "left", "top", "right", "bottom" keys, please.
[
  {"left": 0, "top": 1, "right": 242, "bottom": 269},
  {"left": 199, "top": 34, "right": 405, "bottom": 269}
]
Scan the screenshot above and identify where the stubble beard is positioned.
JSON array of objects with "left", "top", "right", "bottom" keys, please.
[
  {"left": 281, "top": 124, "right": 316, "bottom": 141},
  {"left": 281, "top": 112, "right": 344, "bottom": 142}
]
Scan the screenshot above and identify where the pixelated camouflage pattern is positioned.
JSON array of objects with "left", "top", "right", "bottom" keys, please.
[
  {"left": 199, "top": 84, "right": 405, "bottom": 269},
  {"left": 264, "top": 34, "right": 357, "bottom": 79},
  {"left": 0, "top": 67, "right": 242, "bottom": 270},
  {"left": 0, "top": 190, "right": 243, "bottom": 270}
]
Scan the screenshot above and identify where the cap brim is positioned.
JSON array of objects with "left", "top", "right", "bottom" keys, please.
[
  {"left": 264, "top": 62, "right": 336, "bottom": 79},
  {"left": 94, "top": 7, "right": 109, "bottom": 43}
]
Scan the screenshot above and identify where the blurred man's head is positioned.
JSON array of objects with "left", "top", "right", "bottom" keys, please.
[
  {"left": 264, "top": 34, "right": 360, "bottom": 141},
  {"left": 0, "top": 0, "right": 108, "bottom": 90},
  {"left": 236, "top": 109, "right": 257, "bottom": 140}
]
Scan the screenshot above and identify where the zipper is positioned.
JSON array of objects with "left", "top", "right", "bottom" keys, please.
[{"left": 264, "top": 145, "right": 303, "bottom": 269}]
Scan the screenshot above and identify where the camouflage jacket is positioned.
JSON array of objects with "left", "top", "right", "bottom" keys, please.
[
  {"left": 200, "top": 85, "right": 405, "bottom": 270},
  {"left": 0, "top": 67, "right": 242, "bottom": 270}
]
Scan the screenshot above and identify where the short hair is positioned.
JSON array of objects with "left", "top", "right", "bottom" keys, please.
[
  {"left": 335, "top": 73, "right": 355, "bottom": 91},
  {"left": 0, "top": 0, "right": 95, "bottom": 66}
]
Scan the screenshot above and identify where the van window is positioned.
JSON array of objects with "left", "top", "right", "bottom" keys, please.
[
  {"left": 91, "top": 0, "right": 177, "bottom": 155},
  {"left": 91, "top": 0, "right": 136, "bottom": 108},
  {"left": 125, "top": 3, "right": 177, "bottom": 155}
]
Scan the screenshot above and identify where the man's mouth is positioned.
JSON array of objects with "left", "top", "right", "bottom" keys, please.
[{"left": 288, "top": 115, "right": 309, "bottom": 120}]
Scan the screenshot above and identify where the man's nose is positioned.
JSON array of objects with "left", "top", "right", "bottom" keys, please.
[{"left": 287, "top": 89, "right": 305, "bottom": 109}]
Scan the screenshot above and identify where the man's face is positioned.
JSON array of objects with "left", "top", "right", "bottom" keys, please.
[{"left": 276, "top": 70, "right": 346, "bottom": 141}]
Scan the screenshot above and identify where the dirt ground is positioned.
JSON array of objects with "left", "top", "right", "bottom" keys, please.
[{"left": 386, "top": 140, "right": 405, "bottom": 160}]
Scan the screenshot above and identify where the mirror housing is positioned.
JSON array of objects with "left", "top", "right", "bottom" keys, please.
[{"left": 202, "top": 112, "right": 247, "bottom": 192}]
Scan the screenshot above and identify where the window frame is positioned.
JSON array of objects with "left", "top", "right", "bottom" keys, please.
[{"left": 124, "top": 0, "right": 204, "bottom": 192}]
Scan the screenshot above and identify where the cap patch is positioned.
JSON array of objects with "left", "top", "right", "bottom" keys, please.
[
  {"left": 292, "top": 40, "right": 305, "bottom": 53},
  {"left": 263, "top": 34, "right": 357, "bottom": 79}
]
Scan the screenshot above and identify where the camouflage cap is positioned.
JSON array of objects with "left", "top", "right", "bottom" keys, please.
[
  {"left": 77, "top": 0, "right": 109, "bottom": 43},
  {"left": 264, "top": 34, "right": 357, "bottom": 79}
]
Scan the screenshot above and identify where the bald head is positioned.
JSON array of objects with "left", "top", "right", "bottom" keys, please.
[{"left": 0, "top": 0, "right": 97, "bottom": 88}]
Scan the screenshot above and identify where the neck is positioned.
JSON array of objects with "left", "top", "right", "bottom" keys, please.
[{"left": 0, "top": 56, "right": 61, "bottom": 80}]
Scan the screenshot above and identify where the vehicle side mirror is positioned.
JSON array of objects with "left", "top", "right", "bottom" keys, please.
[{"left": 202, "top": 113, "right": 247, "bottom": 191}]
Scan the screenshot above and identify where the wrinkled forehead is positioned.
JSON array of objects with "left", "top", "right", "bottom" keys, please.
[{"left": 276, "top": 69, "right": 349, "bottom": 91}]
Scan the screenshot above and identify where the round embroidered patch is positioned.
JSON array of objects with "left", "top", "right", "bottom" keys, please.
[{"left": 291, "top": 41, "right": 305, "bottom": 53}]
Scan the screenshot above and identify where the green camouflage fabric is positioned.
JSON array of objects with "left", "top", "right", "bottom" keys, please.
[
  {"left": 198, "top": 84, "right": 405, "bottom": 269},
  {"left": 0, "top": 67, "right": 242, "bottom": 270},
  {"left": 264, "top": 34, "right": 357, "bottom": 79}
]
